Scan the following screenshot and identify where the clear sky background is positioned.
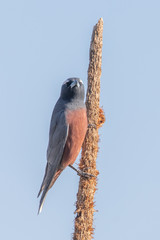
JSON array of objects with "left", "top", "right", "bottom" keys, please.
[{"left": 0, "top": 0, "right": 160, "bottom": 239}]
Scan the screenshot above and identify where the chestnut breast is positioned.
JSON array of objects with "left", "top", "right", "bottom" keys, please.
[{"left": 60, "top": 108, "right": 88, "bottom": 168}]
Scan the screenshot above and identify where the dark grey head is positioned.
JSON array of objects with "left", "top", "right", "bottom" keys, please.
[{"left": 60, "top": 78, "right": 85, "bottom": 102}]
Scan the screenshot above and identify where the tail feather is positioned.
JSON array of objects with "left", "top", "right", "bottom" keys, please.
[
  {"left": 37, "top": 163, "right": 49, "bottom": 198},
  {"left": 37, "top": 169, "right": 63, "bottom": 214},
  {"left": 48, "top": 169, "right": 62, "bottom": 189},
  {"left": 38, "top": 187, "right": 49, "bottom": 214},
  {"left": 37, "top": 185, "right": 45, "bottom": 198}
]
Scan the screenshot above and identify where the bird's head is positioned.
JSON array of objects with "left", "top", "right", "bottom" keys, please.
[{"left": 60, "top": 78, "right": 85, "bottom": 101}]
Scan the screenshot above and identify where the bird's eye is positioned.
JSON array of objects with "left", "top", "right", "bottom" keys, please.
[
  {"left": 63, "top": 79, "right": 71, "bottom": 87},
  {"left": 66, "top": 81, "right": 72, "bottom": 87}
]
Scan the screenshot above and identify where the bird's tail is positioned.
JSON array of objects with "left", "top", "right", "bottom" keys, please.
[
  {"left": 37, "top": 169, "right": 63, "bottom": 214},
  {"left": 37, "top": 163, "right": 49, "bottom": 198}
]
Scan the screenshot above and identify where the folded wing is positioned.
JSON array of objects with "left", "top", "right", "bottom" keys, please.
[{"left": 37, "top": 110, "right": 68, "bottom": 214}]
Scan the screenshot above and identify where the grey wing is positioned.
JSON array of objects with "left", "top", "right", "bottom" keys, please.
[{"left": 37, "top": 109, "right": 68, "bottom": 213}]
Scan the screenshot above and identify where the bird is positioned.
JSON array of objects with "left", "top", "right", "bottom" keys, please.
[{"left": 37, "top": 78, "right": 88, "bottom": 214}]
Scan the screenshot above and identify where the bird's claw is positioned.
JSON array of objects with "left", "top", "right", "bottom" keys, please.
[
  {"left": 69, "top": 164, "right": 96, "bottom": 178},
  {"left": 77, "top": 170, "right": 96, "bottom": 178},
  {"left": 88, "top": 123, "right": 97, "bottom": 129}
]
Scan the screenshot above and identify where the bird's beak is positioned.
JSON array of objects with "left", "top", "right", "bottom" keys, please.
[{"left": 70, "top": 80, "right": 80, "bottom": 88}]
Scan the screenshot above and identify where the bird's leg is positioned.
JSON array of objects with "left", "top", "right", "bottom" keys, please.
[
  {"left": 88, "top": 123, "right": 97, "bottom": 129},
  {"left": 69, "top": 165, "right": 96, "bottom": 178}
]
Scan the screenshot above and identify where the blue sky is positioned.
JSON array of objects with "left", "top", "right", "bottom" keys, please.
[{"left": 0, "top": 0, "right": 160, "bottom": 239}]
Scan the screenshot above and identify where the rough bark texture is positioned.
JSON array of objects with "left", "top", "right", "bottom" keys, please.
[{"left": 73, "top": 18, "right": 105, "bottom": 240}]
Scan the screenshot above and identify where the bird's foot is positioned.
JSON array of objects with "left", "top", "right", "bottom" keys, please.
[
  {"left": 77, "top": 169, "right": 96, "bottom": 178},
  {"left": 69, "top": 165, "right": 96, "bottom": 178},
  {"left": 88, "top": 123, "right": 97, "bottom": 129}
]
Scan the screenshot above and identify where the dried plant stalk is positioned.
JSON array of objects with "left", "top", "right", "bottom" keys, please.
[{"left": 73, "top": 18, "right": 105, "bottom": 240}]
